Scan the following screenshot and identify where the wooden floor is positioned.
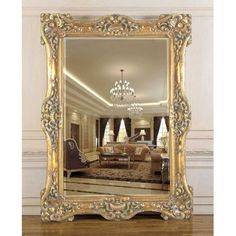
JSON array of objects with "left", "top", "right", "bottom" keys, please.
[{"left": 22, "top": 215, "right": 213, "bottom": 236}]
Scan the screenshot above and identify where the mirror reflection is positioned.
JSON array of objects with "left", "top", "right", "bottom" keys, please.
[{"left": 63, "top": 38, "right": 170, "bottom": 196}]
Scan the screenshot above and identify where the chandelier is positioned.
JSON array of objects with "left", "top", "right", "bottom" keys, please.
[
  {"left": 110, "top": 69, "right": 135, "bottom": 105},
  {"left": 127, "top": 101, "right": 143, "bottom": 118}
]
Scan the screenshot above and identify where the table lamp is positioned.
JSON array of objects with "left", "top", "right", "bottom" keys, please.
[{"left": 139, "top": 129, "right": 146, "bottom": 141}]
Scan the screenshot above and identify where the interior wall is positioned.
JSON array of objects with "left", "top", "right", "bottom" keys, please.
[
  {"left": 22, "top": 0, "right": 213, "bottom": 215},
  {"left": 131, "top": 117, "right": 153, "bottom": 140},
  {"left": 66, "top": 109, "right": 97, "bottom": 152}
]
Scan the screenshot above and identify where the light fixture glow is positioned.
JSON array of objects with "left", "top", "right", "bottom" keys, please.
[
  {"left": 139, "top": 100, "right": 168, "bottom": 106},
  {"left": 127, "top": 96, "right": 143, "bottom": 118},
  {"left": 110, "top": 69, "right": 135, "bottom": 105},
  {"left": 64, "top": 69, "right": 112, "bottom": 106}
]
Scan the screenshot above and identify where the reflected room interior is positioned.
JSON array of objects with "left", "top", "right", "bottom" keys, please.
[{"left": 63, "top": 38, "right": 170, "bottom": 196}]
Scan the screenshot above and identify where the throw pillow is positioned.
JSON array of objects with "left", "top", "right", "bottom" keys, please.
[
  {"left": 135, "top": 147, "right": 143, "bottom": 155},
  {"left": 104, "top": 146, "right": 113, "bottom": 153}
]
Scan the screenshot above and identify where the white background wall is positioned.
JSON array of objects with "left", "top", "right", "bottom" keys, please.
[{"left": 22, "top": 0, "right": 213, "bottom": 215}]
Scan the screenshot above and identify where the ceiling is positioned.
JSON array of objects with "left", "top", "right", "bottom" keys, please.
[{"left": 64, "top": 38, "right": 168, "bottom": 105}]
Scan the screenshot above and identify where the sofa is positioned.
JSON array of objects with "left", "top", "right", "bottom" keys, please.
[{"left": 97, "top": 143, "right": 150, "bottom": 161}]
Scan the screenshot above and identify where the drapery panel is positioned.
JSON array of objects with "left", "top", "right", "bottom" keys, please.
[
  {"left": 99, "top": 118, "right": 109, "bottom": 146},
  {"left": 113, "top": 118, "right": 122, "bottom": 142},
  {"left": 123, "top": 117, "right": 131, "bottom": 138},
  {"left": 96, "top": 119, "right": 99, "bottom": 147},
  {"left": 153, "top": 116, "right": 162, "bottom": 145},
  {"left": 164, "top": 116, "right": 169, "bottom": 132}
]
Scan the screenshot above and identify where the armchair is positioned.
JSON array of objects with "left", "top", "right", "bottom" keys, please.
[{"left": 64, "top": 139, "right": 90, "bottom": 178}]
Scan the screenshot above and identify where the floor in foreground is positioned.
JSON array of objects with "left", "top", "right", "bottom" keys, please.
[{"left": 22, "top": 215, "right": 213, "bottom": 236}]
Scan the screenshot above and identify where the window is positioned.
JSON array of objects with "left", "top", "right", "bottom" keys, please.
[
  {"left": 157, "top": 117, "right": 167, "bottom": 147},
  {"left": 103, "top": 119, "right": 110, "bottom": 145},
  {"left": 117, "top": 119, "right": 128, "bottom": 142}
]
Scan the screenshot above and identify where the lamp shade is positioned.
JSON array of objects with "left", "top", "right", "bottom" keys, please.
[
  {"left": 109, "top": 130, "right": 114, "bottom": 136},
  {"left": 139, "top": 129, "right": 146, "bottom": 136}
]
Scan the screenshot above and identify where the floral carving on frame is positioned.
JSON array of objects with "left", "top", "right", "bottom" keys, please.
[{"left": 90, "top": 197, "right": 145, "bottom": 220}]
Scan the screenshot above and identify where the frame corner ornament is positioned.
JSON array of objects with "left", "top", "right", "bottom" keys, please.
[
  {"left": 151, "top": 173, "right": 193, "bottom": 220},
  {"left": 40, "top": 13, "right": 82, "bottom": 59},
  {"left": 151, "top": 14, "right": 192, "bottom": 63},
  {"left": 40, "top": 170, "right": 80, "bottom": 222}
]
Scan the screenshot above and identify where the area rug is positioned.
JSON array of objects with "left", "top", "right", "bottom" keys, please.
[{"left": 71, "top": 161, "right": 161, "bottom": 183}]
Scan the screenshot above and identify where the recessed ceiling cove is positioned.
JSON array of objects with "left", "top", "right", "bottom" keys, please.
[{"left": 64, "top": 38, "right": 168, "bottom": 104}]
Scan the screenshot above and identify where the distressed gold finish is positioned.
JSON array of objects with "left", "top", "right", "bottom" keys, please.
[
  {"left": 41, "top": 170, "right": 80, "bottom": 222},
  {"left": 90, "top": 197, "right": 145, "bottom": 220},
  {"left": 91, "top": 14, "right": 144, "bottom": 36},
  {"left": 40, "top": 13, "right": 192, "bottom": 221}
]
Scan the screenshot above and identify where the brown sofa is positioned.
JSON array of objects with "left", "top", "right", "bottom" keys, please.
[{"left": 97, "top": 143, "right": 150, "bottom": 161}]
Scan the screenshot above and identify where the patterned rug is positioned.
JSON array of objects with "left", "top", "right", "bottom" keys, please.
[{"left": 71, "top": 160, "right": 161, "bottom": 183}]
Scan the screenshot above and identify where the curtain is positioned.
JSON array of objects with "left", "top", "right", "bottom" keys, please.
[
  {"left": 113, "top": 118, "right": 122, "bottom": 142},
  {"left": 164, "top": 116, "right": 169, "bottom": 132},
  {"left": 96, "top": 119, "right": 99, "bottom": 147},
  {"left": 99, "top": 118, "right": 109, "bottom": 146},
  {"left": 153, "top": 116, "right": 162, "bottom": 145},
  {"left": 123, "top": 117, "right": 131, "bottom": 138}
]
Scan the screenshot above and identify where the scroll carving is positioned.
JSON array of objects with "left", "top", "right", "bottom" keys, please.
[
  {"left": 41, "top": 170, "right": 80, "bottom": 222},
  {"left": 40, "top": 13, "right": 81, "bottom": 59},
  {"left": 91, "top": 14, "right": 144, "bottom": 36},
  {"left": 41, "top": 81, "right": 62, "bottom": 150},
  {"left": 170, "top": 85, "right": 191, "bottom": 151},
  {"left": 151, "top": 173, "right": 193, "bottom": 220},
  {"left": 150, "top": 14, "right": 191, "bottom": 63},
  {"left": 90, "top": 197, "right": 144, "bottom": 220}
]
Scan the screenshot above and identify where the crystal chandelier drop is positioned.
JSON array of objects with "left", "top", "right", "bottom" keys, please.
[
  {"left": 127, "top": 101, "right": 143, "bottom": 118},
  {"left": 110, "top": 69, "right": 135, "bottom": 105}
]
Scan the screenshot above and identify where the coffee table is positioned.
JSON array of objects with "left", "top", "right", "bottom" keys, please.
[{"left": 99, "top": 152, "right": 133, "bottom": 168}]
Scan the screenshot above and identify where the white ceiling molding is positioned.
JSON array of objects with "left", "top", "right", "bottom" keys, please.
[
  {"left": 65, "top": 72, "right": 168, "bottom": 117},
  {"left": 66, "top": 98, "right": 102, "bottom": 117},
  {"left": 65, "top": 80, "right": 109, "bottom": 111},
  {"left": 65, "top": 71, "right": 112, "bottom": 106},
  {"left": 65, "top": 94, "right": 105, "bottom": 115}
]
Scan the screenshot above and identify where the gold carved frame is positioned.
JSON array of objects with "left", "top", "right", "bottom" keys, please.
[{"left": 40, "top": 13, "right": 192, "bottom": 222}]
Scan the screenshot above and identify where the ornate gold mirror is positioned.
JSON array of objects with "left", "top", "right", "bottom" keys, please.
[{"left": 40, "top": 13, "right": 192, "bottom": 222}]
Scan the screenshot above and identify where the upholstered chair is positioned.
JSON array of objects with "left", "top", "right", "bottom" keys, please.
[
  {"left": 150, "top": 150, "right": 162, "bottom": 174},
  {"left": 64, "top": 139, "right": 90, "bottom": 178}
]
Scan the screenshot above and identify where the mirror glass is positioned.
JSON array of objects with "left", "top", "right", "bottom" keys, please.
[{"left": 63, "top": 38, "right": 170, "bottom": 196}]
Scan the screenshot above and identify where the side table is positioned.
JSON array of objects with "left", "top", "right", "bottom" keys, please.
[{"left": 161, "top": 154, "right": 170, "bottom": 189}]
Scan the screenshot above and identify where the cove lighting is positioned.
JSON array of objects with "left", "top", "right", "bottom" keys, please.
[
  {"left": 64, "top": 69, "right": 167, "bottom": 108},
  {"left": 64, "top": 69, "right": 112, "bottom": 106}
]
